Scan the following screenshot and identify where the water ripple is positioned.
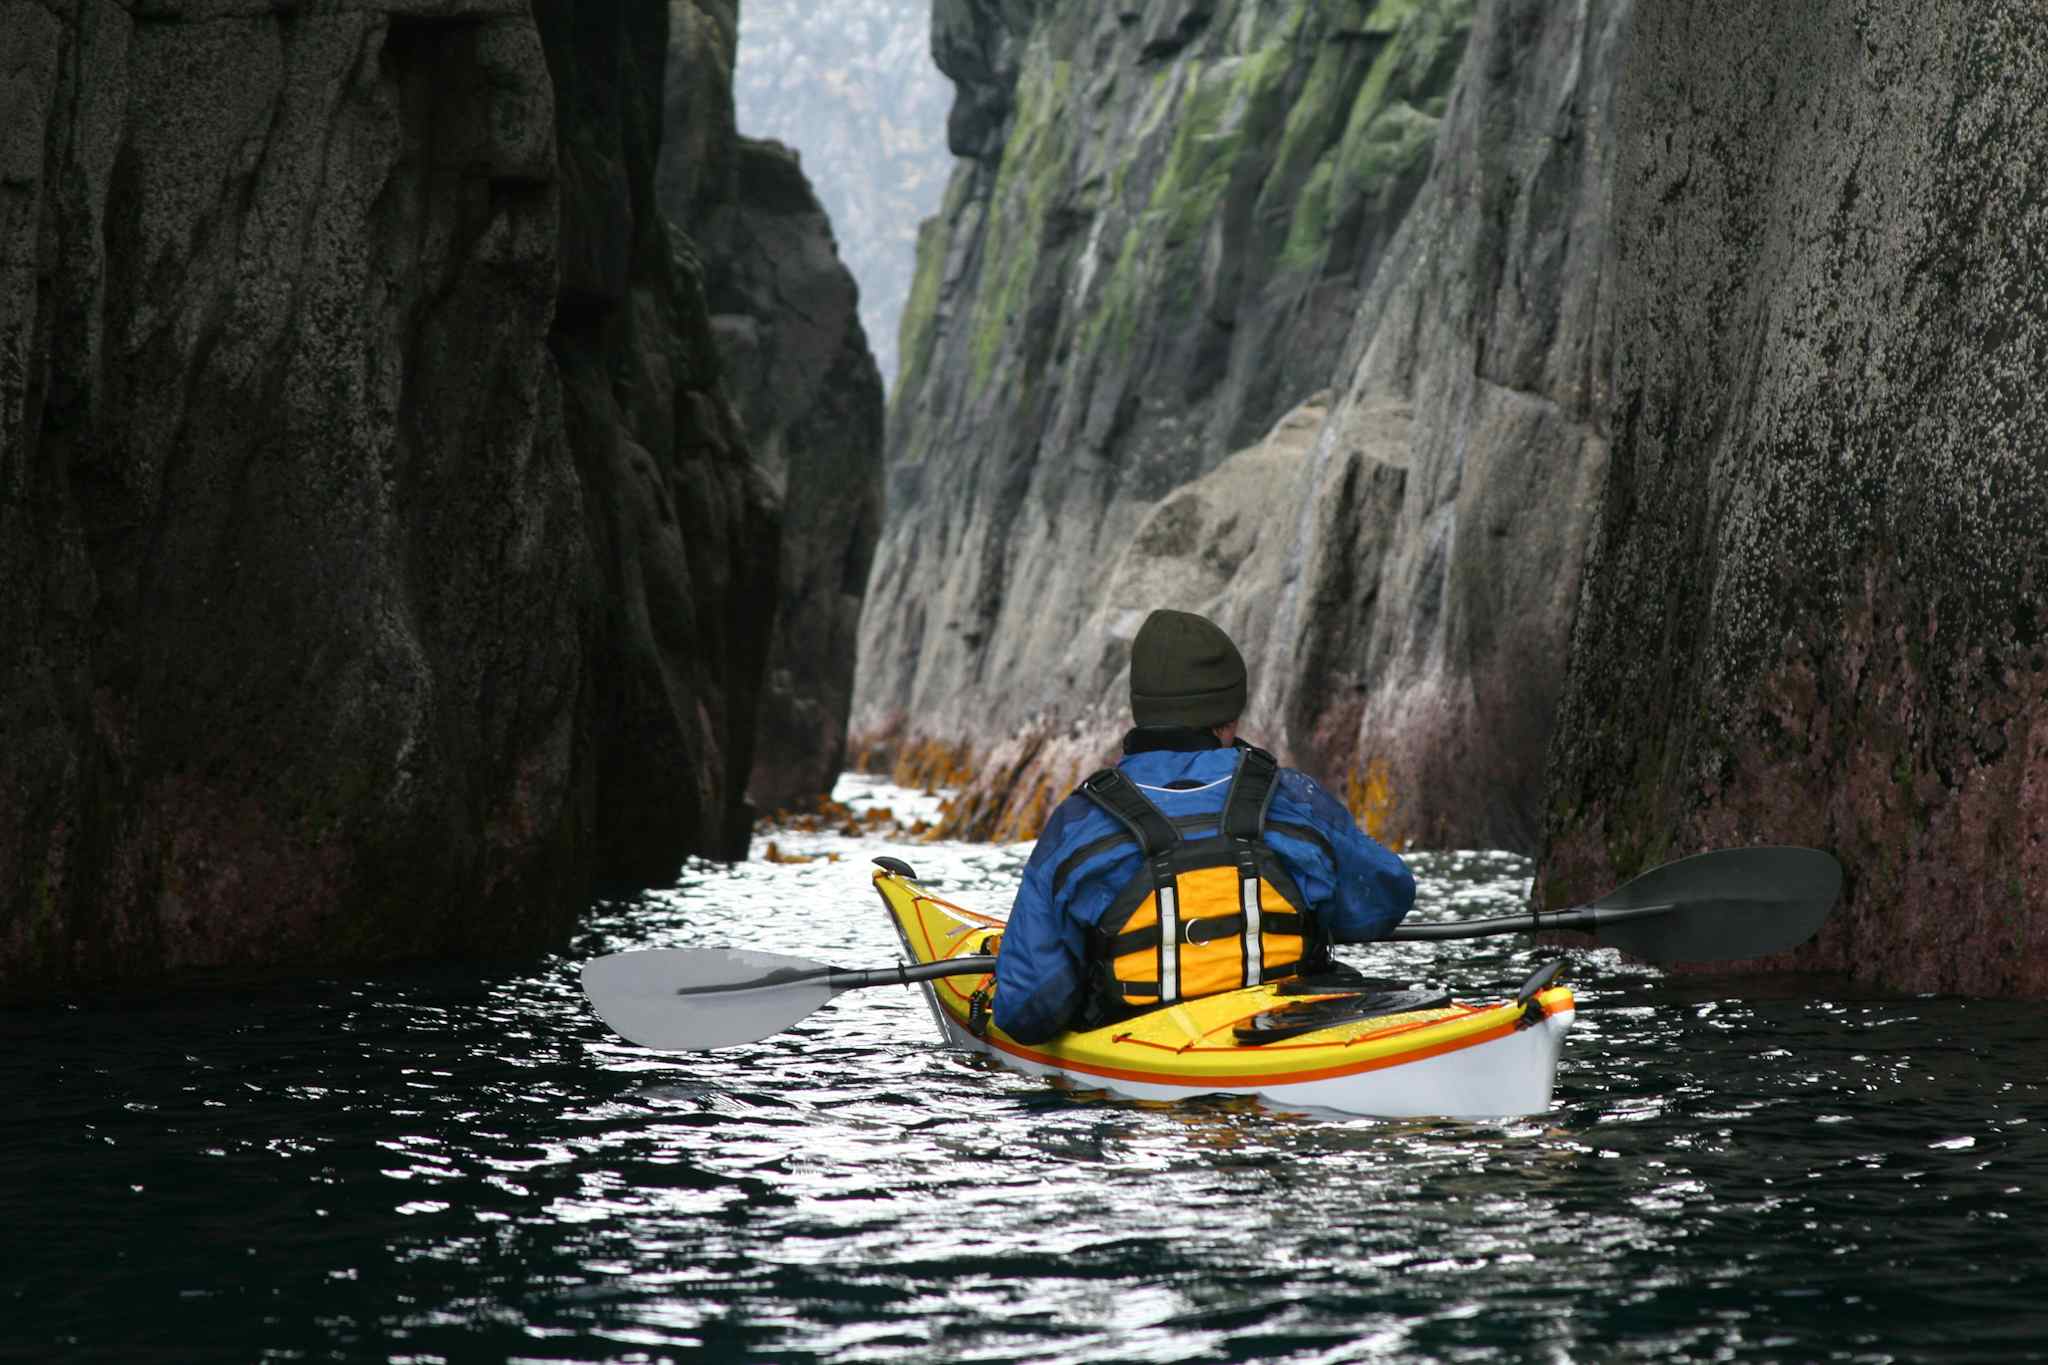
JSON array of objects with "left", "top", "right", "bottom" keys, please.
[{"left": 5, "top": 777, "right": 2042, "bottom": 1362}]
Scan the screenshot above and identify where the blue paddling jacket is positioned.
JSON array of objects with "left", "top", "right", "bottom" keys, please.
[{"left": 993, "top": 738, "right": 1415, "bottom": 1044}]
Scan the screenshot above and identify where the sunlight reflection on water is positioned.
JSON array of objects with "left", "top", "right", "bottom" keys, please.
[{"left": 7, "top": 775, "right": 2044, "bottom": 1363}]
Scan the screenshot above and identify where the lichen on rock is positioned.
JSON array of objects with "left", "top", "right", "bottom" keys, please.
[{"left": 1538, "top": 0, "right": 2048, "bottom": 996}]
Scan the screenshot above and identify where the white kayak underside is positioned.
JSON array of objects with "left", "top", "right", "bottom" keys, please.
[{"left": 922, "top": 989, "right": 1576, "bottom": 1121}]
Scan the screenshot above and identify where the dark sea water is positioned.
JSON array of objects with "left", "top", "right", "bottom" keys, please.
[{"left": 7, "top": 778, "right": 2045, "bottom": 1364}]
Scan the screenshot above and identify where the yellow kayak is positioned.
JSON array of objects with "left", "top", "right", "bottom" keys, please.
[{"left": 873, "top": 865, "right": 1576, "bottom": 1120}]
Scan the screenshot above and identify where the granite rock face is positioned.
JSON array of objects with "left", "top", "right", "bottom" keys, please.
[
  {"left": 1539, "top": 1, "right": 2048, "bottom": 994},
  {"left": 855, "top": 0, "right": 1476, "bottom": 751},
  {"left": 662, "top": 2, "right": 886, "bottom": 816},
  {"left": 0, "top": 0, "right": 778, "bottom": 995},
  {"left": 1269, "top": 0, "right": 1625, "bottom": 850}
]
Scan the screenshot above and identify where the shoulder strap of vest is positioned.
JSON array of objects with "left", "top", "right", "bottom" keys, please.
[
  {"left": 1077, "top": 767, "right": 1180, "bottom": 855},
  {"left": 1221, "top": 746, "right": 1280, "bottom": 841}
]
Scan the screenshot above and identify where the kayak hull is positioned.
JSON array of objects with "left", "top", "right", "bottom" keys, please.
[{"left": 875, "top": 868, "right": 1574, "bottom": 1120}]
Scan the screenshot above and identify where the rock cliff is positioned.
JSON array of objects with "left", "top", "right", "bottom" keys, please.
[
  {"left": 863, "top": 0, "right": 1618, "bottom": 857},
  {"left": 0, "top": 0, "right": 778, "bottom": 995},
  {"left": 855, "top": 0, "right": 1477, "bottom": 754},
  {"left": 661, "top": 1, "right": 885, "bottom": 816},
  {"left": 857, "top": 0, "right": 2047, "bottom": 996},
  {"left": 1539, "top": 0, "right": 2048, "bottom": 995},
  {"left": 1271, "top": 0, "right": 1624, "bottom": 850}
]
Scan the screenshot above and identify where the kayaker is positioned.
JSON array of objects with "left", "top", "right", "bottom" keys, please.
[{"left": 992, "top": 609, "right": 1416, "bottom": 1044}]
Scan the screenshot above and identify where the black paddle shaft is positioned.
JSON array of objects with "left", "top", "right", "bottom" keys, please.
[
  {"left": 1390, "top": 904, "right": 1672, "bottom": 943},
  {"left": 666, "top": 953, "right": 1000, "bottom": 998},
  {"left": 836, "top": 954, "right": 999, "bottom": 992}
]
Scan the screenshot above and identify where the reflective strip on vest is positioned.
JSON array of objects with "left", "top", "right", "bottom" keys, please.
[
  {"left": 1240, "top": 872, "right": 1263, "bottom": 986},
  {"left": 1157, "top": 881, "right": 1179, "bottom": 1002}
]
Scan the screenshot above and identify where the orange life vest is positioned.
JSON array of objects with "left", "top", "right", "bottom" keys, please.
[{"left": 1077, "top": 747, "right": 1319, "bottom": 1011}]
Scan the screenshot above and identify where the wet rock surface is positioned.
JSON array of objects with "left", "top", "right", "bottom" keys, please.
[
  {"left": 0, "top": 0, "right": 778, "bottom": 993},
  {"left": 1539, "top": 0, "right": 2048, "bottom": 995}
]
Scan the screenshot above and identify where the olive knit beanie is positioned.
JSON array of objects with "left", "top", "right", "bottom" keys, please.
[{"left": 1128, "top": 609, "right": 1247, "bottom": 728}]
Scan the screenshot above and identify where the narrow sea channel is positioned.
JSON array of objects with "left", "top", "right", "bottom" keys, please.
[{"left": 8, "top": 776, "right": 2043, "bottom": 1363}]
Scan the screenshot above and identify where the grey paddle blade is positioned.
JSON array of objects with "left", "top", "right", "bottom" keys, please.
[
  {"left": 581, "top": 947, "right": 847, "bottom": 1051},
  {"left": 1589, "top": 846, "right": 1842, "bottom": 963}
]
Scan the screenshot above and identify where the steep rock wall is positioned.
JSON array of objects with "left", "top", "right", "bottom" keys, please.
[
  {"left": 877, "top": 0, "right": 1623, "bottom": 856},
  {"left": 0, "top": 0, "right": 777, "bottom": 995},
  {"left": 1540, "top": 1, "right": 2048, "bottom": 994},
  {"left": 1270, "top": 0, "right": 1624, "bottom": 850},
  {"left": 856, "top": 0, "right": 1475, "bottom": 750},
  {"left": 661, "top": 1, "right": 885, "bottom": 816},
  {"left": 933, "top": 394, "right": 1339, "bottom": 840}
]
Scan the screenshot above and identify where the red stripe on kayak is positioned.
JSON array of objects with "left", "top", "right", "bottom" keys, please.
[
  {"left": 979, "top": 1011, "right": 1545, "bottom": 1090},
  {"left": 1108, "top": 1003, "right": 1488, "bottom": 1055},
  {"left": 906, "top": 896, "right": 996, "bottom": 1008}
]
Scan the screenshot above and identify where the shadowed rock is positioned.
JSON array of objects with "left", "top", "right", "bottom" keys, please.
[{"left": 0, "top": 0, "right": 778, "bottom": 995}]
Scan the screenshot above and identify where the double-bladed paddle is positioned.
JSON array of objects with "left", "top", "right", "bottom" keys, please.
[{"left": 580, "top": 845, "right": 1841, "bottom": 1052}]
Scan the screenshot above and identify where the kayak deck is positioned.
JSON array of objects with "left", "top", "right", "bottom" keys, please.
[{"left": 874, "top": 867, "right": 1575, "bottom": 1119}]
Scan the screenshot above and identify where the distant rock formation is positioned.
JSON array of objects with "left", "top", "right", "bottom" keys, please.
[
  {"left": 661, "top": 2, "right": 886, "bottom": 817},
  {"left": 1540, "top": 0, "right": 2048, "bottom": 995},
  {"left": 0, "top": 0, "right": 779, "bottom": 995},
  {"left": 729, "top": 0, "right": 954, "bottom": 393}
]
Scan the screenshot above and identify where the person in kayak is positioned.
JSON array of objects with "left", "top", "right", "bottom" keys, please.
[{"left": 992, "top": 608, "right": 1416, "bottom": 1044}]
